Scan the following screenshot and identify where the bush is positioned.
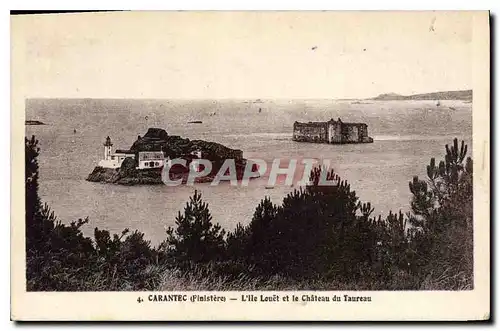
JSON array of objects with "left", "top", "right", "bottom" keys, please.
[
  {"left": 25, "top": 136, "right": 161, "bottom": 291},
  {"left": 26, "top": 135, "right": 474, "bottom": 291},
  {"left": 163, "top": 190, "right": 226, "bottom": 266},
  {"left": 221, "top": 139, "right": 473, "bottom": 290},
  {"left": 226, "top": 167, "right": 380, "bottom": 281},
  {"left": 407, "top": 138, "right": 473, "bottom": 289}
]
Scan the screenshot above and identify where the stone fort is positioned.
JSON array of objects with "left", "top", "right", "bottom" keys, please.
[{"left": 293, "top": 118, "right": 374, "bottom": 144}]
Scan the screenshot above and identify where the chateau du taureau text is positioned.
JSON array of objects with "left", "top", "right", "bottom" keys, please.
[{"left": 145, "top": 294, "right": 372, "bottom": 303}]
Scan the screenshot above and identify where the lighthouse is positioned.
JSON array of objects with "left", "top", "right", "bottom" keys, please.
[
  {"left": 104, "top": 136, "right": 113, "bottom": 160},
  {"left": 98, "top": 136, "right": 135, "bottom": 169},
  {"left": 98, "top": 136, "right": 150, "bottom": 169}
]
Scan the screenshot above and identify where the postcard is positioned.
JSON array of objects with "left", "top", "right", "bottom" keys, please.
[{"left": 11, "top": 11, "right": 490, "bottom": 321}]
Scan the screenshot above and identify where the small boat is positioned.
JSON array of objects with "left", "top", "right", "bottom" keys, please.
[
  {"left": 351, "top": 101, "right": 372, "bottom": 105},
  {"left": 188, "top": 120, "right": 203, "bottom": 124},
  {"left": 436, "top": 100, "right": 441, "bottom": 106},
  {"left": 265, "top": 185, "right": 274, "bottom": 189},
  {"left": 25, "top": 120, "right": 45, "bottom": 125}
]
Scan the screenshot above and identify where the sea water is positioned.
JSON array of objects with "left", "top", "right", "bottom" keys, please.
[{"left": 25, "top": 98, "right": 472, "bottom": 245}]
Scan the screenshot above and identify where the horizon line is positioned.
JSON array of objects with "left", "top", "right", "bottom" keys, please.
[{"left": 23, "top": 89, "right": 473, "bottom": 101}]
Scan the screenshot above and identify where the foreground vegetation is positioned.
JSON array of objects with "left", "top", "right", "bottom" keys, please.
[{"left": 26, "top": 136, "right": 473, "bottom": 291}]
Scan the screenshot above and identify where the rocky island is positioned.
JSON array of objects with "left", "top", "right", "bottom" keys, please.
[{"left": 87, "top": 128, "right": 257, "bottom": 185}]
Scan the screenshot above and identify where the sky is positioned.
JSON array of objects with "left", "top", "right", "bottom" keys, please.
[{"left": 12, "top": 11, "right": 476, "bottom": 99}]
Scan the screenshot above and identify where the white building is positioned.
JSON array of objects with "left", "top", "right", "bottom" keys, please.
[
  {"left": 98, "top": 136, "right": 136, "bottom": 169},
  {"left": 98, "top": 136, "right": 169, "bottom": 170},
  {"left": 137, "top": 151, "right": 165, "bottom": 169}
]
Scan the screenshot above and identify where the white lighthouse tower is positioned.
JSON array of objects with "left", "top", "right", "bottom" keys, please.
[
  {"left": 104, "top": 136, "right": 113, "bottom": 160},
  {"left": 97, "top": 136, "right": 136, "bottom": 169}
]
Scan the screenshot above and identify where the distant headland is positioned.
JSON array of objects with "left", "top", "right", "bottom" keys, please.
[{"left": 371, "top": 89, "right": 472, "bottom": 101}]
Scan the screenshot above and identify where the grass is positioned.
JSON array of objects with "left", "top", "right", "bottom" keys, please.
[{"left": 118, "top": 265, "right": 423, "bottom": 291}]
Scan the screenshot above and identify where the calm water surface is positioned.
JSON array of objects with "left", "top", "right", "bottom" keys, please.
[{"left": 25, "top": 99, "right": 472, "bottom": 245}]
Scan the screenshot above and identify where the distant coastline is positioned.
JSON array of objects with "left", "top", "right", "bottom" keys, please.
[{"left": 370, "top": 89, "right": 472, "bottom": 101}]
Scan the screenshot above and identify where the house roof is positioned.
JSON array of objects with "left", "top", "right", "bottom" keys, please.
[
  {"left": 115, "top": 149, "right": 134, "bottom": 154},
  {"left": 138, "top": 151, "right": 165, "bottom": 161}
]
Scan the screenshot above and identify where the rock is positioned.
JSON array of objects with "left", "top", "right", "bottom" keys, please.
[
  {"left": 128, "top": 128, "right": 243, "bottom": 161},
  {"left": 86, "top": 128, "right": 257, "bottom": 185},
  {"left": 118, "top": 157, "right": 138, "bottom": 178},
  {"left": 86, "top": 166, "right": 120, "bottom": 183}
]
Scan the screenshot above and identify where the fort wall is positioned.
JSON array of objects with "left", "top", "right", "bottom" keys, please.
[
  {"left": 293, "top": 119, "right": 373, "bottom": 144},
  {"left": 293, "top": 122, "right": 328, "bottom": 143}
]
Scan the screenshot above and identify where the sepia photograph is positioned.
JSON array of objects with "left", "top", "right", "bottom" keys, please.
[{"left": 11, "top": 10, "right": 490, "bottom": 320}]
